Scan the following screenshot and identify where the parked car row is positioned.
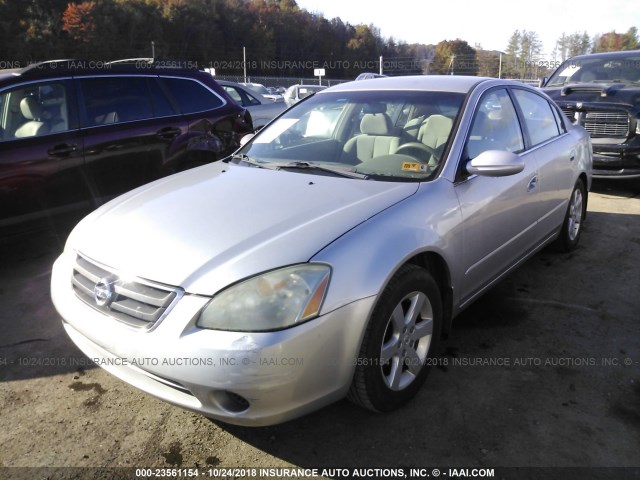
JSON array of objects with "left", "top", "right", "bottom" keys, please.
[
  {"left": 216, "top": 80, "right": 287, "bottom": 130},
  {"left": 239, "top": 82, "right": 284, "bottom": 103},
  {"left": 52, "top": 74, "right": 592, "bottom": 426}
]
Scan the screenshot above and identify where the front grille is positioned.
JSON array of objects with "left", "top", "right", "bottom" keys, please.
[
  {"left": 561, "top": 106, "right": 576, "bottom": 123},
  {"left": 71, "top": 254, "right": 181, "bottom": 329},
  {"left": 560, "top": 107, "right": 629, "bottom": 138},
  {"left": 584, "top": 111, "right": 629, "bottom": 137}
]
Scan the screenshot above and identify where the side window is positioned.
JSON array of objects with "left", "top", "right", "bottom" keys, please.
[
  {"left": 551, "top": 103, "right": 567, "bottom": 134},
  {"left": 223, "top": 85, "right": 243, "bottom": 104},
  {"left": 160, "top": 78, "right": 224, "bottom": 114},
  {"left": 0, "top": 81, "right": 73, "bottom": 141},
  {"left": 512, "top": 89, "right": 560, "bottom": 146},
  {"left": 243, "top": 90, "right": 261, "bottom": 106},
  {"left": 80, "top": 77, "right": 154, "bottom": 126},
  {"left": 465, "top": 88, "right": 524, "bottom": 160},
  {"left": 148, "top": 78, "right": 178, "bottom": 117}
]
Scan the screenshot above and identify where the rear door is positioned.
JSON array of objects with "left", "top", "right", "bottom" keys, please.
[
  {"left": 0, "top": 78, "right": 85, "bottom": 226},
  {"left": 158, "top": 76, "right": 234, "bottom": 167},
  {"left": 510, "top": 88, "right": 576, "bottom": 238},
  {"left": 77, "top": 75, "right": 188, "bottom": 204}
]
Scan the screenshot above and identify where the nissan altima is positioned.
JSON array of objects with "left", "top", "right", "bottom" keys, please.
[{"left": 51, "top": 76, "right": 592, "bottom": 426}]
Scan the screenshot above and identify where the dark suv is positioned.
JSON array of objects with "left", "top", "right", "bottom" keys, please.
[
  {"left": 541, "top": 50, "right": 640, "bottom": 178},
  {"left": 0, "top": 60, "right": 253, "bottom": 231}
]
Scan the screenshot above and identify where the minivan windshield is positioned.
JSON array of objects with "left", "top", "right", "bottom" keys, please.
[
  {"left": 236, "top": 90, "right": 464, "bottom": 181},
  {"left": 546, "top": 52, "right": 640, "bottom": 87}
]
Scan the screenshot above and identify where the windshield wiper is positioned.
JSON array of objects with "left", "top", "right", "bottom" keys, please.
[
  {"left": 274, "top": 161, "right": 369, "bottom": 179},
  {"left": 231, "top": 153, "right": 279, "bottom": 170}
]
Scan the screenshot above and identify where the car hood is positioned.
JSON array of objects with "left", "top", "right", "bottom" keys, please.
[
  {"left": 67, "top": 162, "right": 417, "bottom": 295},
  {"left": 543, "top": 82, "right": 640, "bottom": 107}
]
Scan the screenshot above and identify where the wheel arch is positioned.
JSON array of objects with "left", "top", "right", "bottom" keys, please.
[
  {"left": 577, "top": 172, "right": 589, "bottom": 219},
  {"left": 405, "top": 251, "right": 454, "bottom": 339}
]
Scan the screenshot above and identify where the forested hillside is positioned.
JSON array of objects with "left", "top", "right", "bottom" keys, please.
[
  {"left": 0, "top": 0, "right": 435, "bottom": 77},
  {"left": 0, "top": 0, "right": 637, "bottom": 79}
]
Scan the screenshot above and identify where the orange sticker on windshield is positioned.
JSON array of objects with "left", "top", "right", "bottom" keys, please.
[{"left": 401, "top": 162, "right": 429, "bottom": 172}]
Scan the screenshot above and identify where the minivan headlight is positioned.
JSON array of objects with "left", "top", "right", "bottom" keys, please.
[{"left": 196, "top": 264, "right": 331, "bottom": 332}]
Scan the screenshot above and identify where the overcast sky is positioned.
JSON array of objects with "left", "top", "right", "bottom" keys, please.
[{"left": 296, "top": 0, "right": 639, "bottom": 57}]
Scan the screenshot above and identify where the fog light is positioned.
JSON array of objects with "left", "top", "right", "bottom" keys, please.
[{"left": 211, "top": 390, "right": 250, "bottom": 413}]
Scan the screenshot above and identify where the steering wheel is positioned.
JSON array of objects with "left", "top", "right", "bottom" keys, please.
[{"left": 395, "top": 142, "right": 440, "bottom": 162}]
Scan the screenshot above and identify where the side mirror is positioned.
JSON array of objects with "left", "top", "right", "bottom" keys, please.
[
  {"left": 538, "top": 77, "right": 548, "bottom": 88},
  {"left": 239, "top": 133, "right": 255, "bottom": 147},
  {"left": 466, "top": 150, "right": 524, "bottom": 177}
]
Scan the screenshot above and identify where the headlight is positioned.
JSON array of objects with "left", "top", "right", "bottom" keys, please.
[{"left": 196, "top": 264, "right": 331, "bottom": 332}]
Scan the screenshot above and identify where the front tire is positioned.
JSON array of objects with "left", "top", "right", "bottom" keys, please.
[
  {"left": 556, "top": 179, "right": 587, "bottom": 252},
  {"left": 348, "top": 264, "right": 442, "bottom": 412}
]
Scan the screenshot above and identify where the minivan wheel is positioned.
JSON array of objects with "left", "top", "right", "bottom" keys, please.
[
  {"left": 555, "top": 179, "right": 587, "bottom": 252},
  {"left": 348, "top": 264, "right": 442, "bottom": 412}
]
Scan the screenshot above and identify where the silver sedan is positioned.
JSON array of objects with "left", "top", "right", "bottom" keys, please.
[{"left": 51, "top": 76, "right": 592, "bottom": 426}]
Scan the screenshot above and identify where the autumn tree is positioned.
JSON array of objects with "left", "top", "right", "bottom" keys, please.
[
  {"left": 593, "top": 31, "right": 625, "bottom": 52},
  {"left": 431, "top": 39, "right": 477, "bottom": 75},
  {"left": 62, "top": 1, "right": 97, "bottom": 42}
]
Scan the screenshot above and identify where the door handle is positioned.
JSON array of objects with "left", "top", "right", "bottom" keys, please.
[
  {"left": 569, "top": 149, "right": 576, "bottom": 162},
  {"left": 156, "top": 127, "right": 182, "bottom": 140},
  {"left": 48, "top": 144, "right": 77, "bottom": 156},
  {"left": 527, "top": 175, "right": 538, "bottom": 192}
]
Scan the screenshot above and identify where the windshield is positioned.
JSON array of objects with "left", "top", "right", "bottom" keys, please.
[
  {"left": 546, "top": 53, "right": 640, "bottom": 86},
  {"left": 236, "top": 90, "right": 464, "bottom": 182}
]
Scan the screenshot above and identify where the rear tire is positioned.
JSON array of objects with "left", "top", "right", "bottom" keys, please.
[
  {"left": 555, "top": 179, "right": 587, "bottom": 252},
  {"left": 348, "top": 264, "right": 442, "bottom": 412}
]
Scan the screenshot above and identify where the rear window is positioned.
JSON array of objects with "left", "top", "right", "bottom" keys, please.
[{"left": 161, "top": 78, "right": 224, "bottom": 114}]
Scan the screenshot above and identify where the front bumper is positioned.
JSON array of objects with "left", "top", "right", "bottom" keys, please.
[
  {"left": 592, "top": 144, "right": 640, "bottom": 178},
  {"left": 51, "top": 252, "right": 375, "bottom": 426}
]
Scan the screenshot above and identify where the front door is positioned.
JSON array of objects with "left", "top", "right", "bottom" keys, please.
[{"left": 455, "top": 88, "right": 540, "bottom": 305}]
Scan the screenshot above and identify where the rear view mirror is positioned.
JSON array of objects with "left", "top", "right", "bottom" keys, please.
[{"left": 466, "top": 150, "right": 524, "bottom": 177}]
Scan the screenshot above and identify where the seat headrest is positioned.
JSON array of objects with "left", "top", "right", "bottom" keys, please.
[
  {"left": 20, "top": 97, "right": 42, "bottom": 121},
  {"left": 360, "top": 113, "right": 392, "bottom": 136},
  {"left": 363, "top": 103, "right": 387, "bottom": 114}
]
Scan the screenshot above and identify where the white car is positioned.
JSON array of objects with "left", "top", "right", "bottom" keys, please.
[
  {"left": 283, "top": 84, "right": 326, "bottom": 107},
  {"left": 52, "top": 76, "right": 591, "bottom": 426}
]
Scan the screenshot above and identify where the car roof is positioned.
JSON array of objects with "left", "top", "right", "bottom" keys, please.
[
  {"left": 3, "top": 59, "right": 207, "bottom": 82},
  {"left": 215, "top": 80, "right": 239, "bottom": 86},
  {"left": 564, "top": 49, "right": 640, "bottom": 62},
  {"left": 0, "top": 71, "right": 18, "bottom": 81},
  {"left": 322, "top": 75, "right": 493, "bottom": 94}
]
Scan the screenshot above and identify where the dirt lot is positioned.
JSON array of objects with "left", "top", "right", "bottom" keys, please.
[{"left": 0, "top": 180, "right": 639, "bottom": 480}]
